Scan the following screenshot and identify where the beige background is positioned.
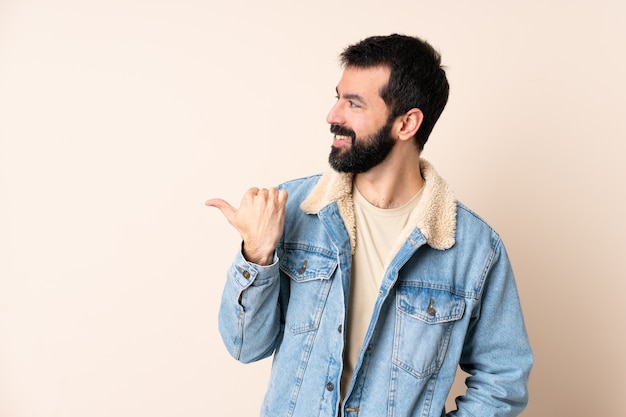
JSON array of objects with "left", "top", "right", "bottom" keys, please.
[{"left": 1, "top": 0, "right": 625, "bottom": 416}]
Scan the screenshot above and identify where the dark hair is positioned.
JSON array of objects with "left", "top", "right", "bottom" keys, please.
[{"left": 339, "top": 34, "right": 449, "bottom": 151}]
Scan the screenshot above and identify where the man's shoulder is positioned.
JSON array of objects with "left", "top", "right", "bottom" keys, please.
[
  {"left": 277, "top": 174, "right": 323, "bottom": 199},
  {"left": 279, "top": 173, "right": 323, "bottom": 187},
  {"left": 454, "top": 201, "right": 502, "bottom": 245}
]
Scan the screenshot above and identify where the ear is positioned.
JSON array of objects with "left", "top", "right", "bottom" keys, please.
[{"left": 396, "top": 108, "right": 424, "bottom": 142}]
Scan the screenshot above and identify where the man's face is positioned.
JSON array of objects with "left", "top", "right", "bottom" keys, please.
[{"left": 326, "top": 65, "right": 396, "bottom": 173}]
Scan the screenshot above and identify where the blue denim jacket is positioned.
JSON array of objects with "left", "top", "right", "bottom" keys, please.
[{"left": 218, "top": 159, "right": 533, "bottom": 417}]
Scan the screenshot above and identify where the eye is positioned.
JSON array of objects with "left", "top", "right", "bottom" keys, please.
[{"left": 348, "top": 100, "right": 361, "bottom": 108}]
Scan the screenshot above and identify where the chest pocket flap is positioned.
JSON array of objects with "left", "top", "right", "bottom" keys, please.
[
  {"left": 397, "top": 286, "right": 465, "bottom": 324},
  {"left": 279, "top": 247, "right": 337, "bottom": 282}
]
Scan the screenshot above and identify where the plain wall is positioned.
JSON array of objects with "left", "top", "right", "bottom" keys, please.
[{"left": 1, "top": 0, "right": 625, "bottom": 416}]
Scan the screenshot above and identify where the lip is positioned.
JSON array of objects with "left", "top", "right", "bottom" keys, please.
[
  {"left": 330, "top": 125, "right": 355, "bottom": 140},
  {"left": 332, "top": 134, "right": 351, "bottom": 148}
]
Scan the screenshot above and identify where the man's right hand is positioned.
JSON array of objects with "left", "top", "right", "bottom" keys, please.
[{"left": 206, "top": 187, "right": 288, "bottom": 266}]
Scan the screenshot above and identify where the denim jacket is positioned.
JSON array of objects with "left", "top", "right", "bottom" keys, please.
[{"left": 218, "top": 159, "right": 533, "bottom": 417}]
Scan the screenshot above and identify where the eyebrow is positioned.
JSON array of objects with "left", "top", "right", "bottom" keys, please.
[{"left": 336, "top": 87, "right": 367, "bottom": 106}]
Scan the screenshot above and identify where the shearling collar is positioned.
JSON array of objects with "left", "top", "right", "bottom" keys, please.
[{"left": 300, "top": 158, "right": 457, "bottom": 254}]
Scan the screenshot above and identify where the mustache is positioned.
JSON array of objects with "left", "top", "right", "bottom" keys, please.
[{"left": 330, "top": 124, "right": 356, "bottom": 141}]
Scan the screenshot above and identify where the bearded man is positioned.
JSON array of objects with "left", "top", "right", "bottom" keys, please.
[{"left": 206, "top": 34, "right": 533, "bottom": 417}]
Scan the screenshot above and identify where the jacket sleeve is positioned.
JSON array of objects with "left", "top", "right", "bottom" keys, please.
[
  {"left": 447, "top": 237, "right": 534, "bottom": 417},
  {"left": 218, "top": 248, "right": 283, "bottom": 364}
]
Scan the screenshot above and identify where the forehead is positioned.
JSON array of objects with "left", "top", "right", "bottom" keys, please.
[{"left": 337, "top": 65, "right": 391, "bottom": 99}]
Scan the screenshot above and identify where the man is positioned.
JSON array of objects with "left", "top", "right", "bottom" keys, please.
[{"left": 206, "top": 34, "right": 533, "bottom": 417}]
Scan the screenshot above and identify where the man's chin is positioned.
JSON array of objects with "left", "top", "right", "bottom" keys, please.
[
  {"left": 328, "top": 156, "right": 350, "bottom": 173},
  {"left": 328, "top": 158, "right": 362, "bottom": 174}
]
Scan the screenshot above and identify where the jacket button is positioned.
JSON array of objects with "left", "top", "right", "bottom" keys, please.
[
  {"left": 337, "top": 324, "right": 343, "bottom": 333},
  {"left": 326, "top": 382, "right": 334, "bottom": 391},
  {"left": 427, "top": 298, "right": 436, "bottom": 316},
  {"left": 297, "top": 259, "right": 308, "bottom": 274},
  {"left": 237, "top": 266, "right": 251, "bottom": 279}
]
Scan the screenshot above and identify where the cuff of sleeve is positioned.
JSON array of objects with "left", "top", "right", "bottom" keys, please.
[{"left": 229, "top": 248, "right": 279, "bottom": 288}]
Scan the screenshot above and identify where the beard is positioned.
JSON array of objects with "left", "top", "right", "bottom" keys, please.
[{"left": 328, "top": 119, "right": 396, "bottom": 173}]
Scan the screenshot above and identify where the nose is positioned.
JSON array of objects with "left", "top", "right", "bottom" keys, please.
[{"left": 326, "top": 101, "right": 344, "bottom": 126}]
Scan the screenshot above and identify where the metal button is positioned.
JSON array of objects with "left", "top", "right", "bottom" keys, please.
[
  {"left": 337, "top": 324, "right": 343, "bottom": 333},
  {"left": 237, "top": 266, "right": 251, "bottom": 279},
  {"left": 427, "top": 298, "right": 436, "bottom": 316},
  {"left": 297, "top": 259, "right": 308, "bottom": 274},
  {"left": 326, "top": 382, "right": 334, "bottom": 391}
]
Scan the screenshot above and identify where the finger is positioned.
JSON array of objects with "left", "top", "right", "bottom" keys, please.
[
  {"left": 265, "top": 187, "right": 284, "bottom": 197},
  {"left": 277, "top": 189, "right": 288, "bottom": 205},
  {"left": 267, "top": 188, "right": 286, "bottom": 210},
  {"left": 205, "top": 198, "right": 237, "bottom": 221},
  {"left": 246, "top": 187, "right": 260, "bottom": 196},
  {"left": 264, "top": 188, "right": 283, "bottom": 210},
  {"left": 267, "top": 187, "right": 279, "bottom": 200},
  {"left": 242, "top": 187, "right": 261, "bottom": 204}
]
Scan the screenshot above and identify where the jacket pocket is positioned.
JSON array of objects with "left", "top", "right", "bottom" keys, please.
[
  {"left": 393, "top": 285, "right": 465, "bottom": 378},
  {"left": 279, "top": 247, "right": 337, "bottom": 334}
]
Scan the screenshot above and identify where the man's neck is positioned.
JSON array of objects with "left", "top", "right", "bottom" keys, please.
[{"left": 354, "top": 146, "right": 423, "bottom": 209}]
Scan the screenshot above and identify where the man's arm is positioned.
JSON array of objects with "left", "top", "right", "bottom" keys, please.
[
  {"left": 448, "top": 239, "right": 533, "bottom": 417},
  {"left": 207, "top": 187, "right": 288, "bottom": 362}
]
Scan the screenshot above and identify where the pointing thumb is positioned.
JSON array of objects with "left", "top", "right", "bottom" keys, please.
[{"left": 205, "top": 198, "right": 237, "bottom": 222}]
